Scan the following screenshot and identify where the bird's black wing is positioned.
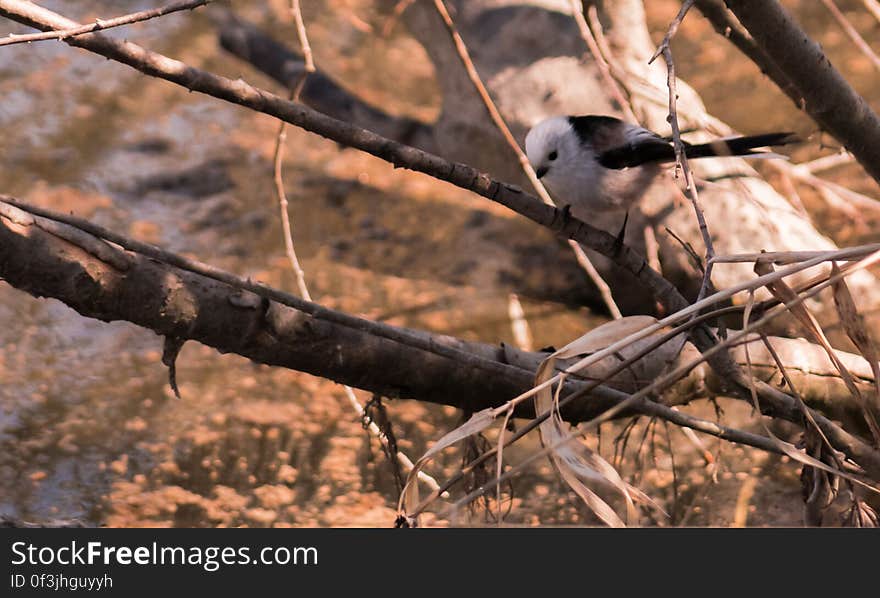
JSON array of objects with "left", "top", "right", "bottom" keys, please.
[
  {"left": 597, "top": 131, "right": 676, "bottom": 169},
  {"left": 567, "top": 115, "right": 629, "bottom": 149},
  {"left": 567, "top": 115, "right": 675, "bottom": 169}
]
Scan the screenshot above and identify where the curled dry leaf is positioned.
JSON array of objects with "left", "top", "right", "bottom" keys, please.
[
  {"left": 831, "top": 263, "right": 880, "bottom": 417},
  {"left": 534, "top": 316, "right": 668, "bottom": 527},
  {"left": 800, "top": 429, "right": 839, "bottom": 526},
  {"left": 754, "top": 258, "right": 880, "bottom": 444},
  {"left": 844, "top": 498, "right": 878, "bottom": 528},
  {"left": 741, "top": 295, "right": 880, "bottom": 497},
  {"left": 398, "top": 408, "right": 496, "bottom": 522}
]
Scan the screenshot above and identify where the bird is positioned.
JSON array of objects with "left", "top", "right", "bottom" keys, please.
[{"left": 525, "top": 115, "right": 799, "bottom": 222}]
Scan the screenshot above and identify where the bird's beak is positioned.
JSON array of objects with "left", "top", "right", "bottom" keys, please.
[{"left": 535, "top": 165, "right": 548, "bottom": 179}]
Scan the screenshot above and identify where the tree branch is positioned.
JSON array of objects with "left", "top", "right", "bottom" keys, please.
[
  {"left": 0, "top": 0, "right": 213, "bottom": 46},
  {"left": 721, "top": 0, "right": 880, "bottom": 185},
  {"left": 0, "top": 195, "right": 680, "bottom": 423},
  {"left": 3, "top": 195, "right": 880, "bottom": 479},
  {"left": 694, "top": 0, "right": 802, "bottom": 107}
]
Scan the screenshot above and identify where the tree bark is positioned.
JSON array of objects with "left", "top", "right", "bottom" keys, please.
[
  {"left": 723, "top": 0, "right": 880, "bottom": 185},
  {"left": 2, "top": 196, "right": 879, "bottom": 470},
  {"left": 0, "top": 196, "right": 677, "bottom": 422}
]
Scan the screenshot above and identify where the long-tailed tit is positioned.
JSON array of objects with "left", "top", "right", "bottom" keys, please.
[{"left": 525, "top": 115, "right": 798, "bottom": 219}]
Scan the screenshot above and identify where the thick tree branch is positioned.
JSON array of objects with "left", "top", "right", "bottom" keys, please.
[
  {"left": 0, "top": 2, "right": 685, "bottom": 315},
  {"left": 0, "top": 196, "right": 679, "bottom": 423},
  {"left": 693, "top": 0, "right": 803, "bottom": 114},
  {"left": 722, "top": 0, "right": 880, "bottom": 185},
  {"left": 3, "top": 196, "right": 880, "bottom": 479}
]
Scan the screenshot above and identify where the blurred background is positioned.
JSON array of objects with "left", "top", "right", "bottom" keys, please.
[{"left": 1, "top": 0, "right": 878, "bottom": 527}]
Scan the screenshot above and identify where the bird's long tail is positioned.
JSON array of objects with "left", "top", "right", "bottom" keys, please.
[{"left": 684, "top": 132, "right": 799, "bottom": 160}]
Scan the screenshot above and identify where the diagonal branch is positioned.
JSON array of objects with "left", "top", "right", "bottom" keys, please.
[
  {"left": 215, "top": 11, "right": 436, "bottom": 151},
  {"left": 721, "top": 0, "right": 880, "bottom": 185},
  {"left": 694, "top": 0, "right": 803, "bottom": 107},
  {"left": 4, "top": 195, "right": 875, "bottom": 487},
  {"left": 4, "top": 195, "right": 880, "bottom": 480},
  {"left": 0, "top": 0, "right": 213, "bottom": 46},
  {"left": 820, "top": 0, "right": 880, "bottom": 73}
]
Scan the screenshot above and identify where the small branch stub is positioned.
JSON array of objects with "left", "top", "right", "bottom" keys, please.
[{"left": 162, "top": 335, "right": 186, "bottom": 399}]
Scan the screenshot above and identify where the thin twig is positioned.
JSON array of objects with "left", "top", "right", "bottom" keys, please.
[
  {"left": 863, "top": 0, "right": 880, "bottom": 25},
  {"left": 431, "top": 0, "right": 622, "bottom": 319},
  {"left": 381, "top": 0, "right": 414, "bottom": 38},
  {"left": 0, "top": 0, "right": 213, "bottom": 47},
  {"left": 820, "top": 0, "right": 880, "bottom": 73},
  {"left": 794, "top": 151, "right": 855, "bottom": 175},
  {"left": 650, "top": 0, "right": 696, "bottom": 63},
  {"left": 568, "top": 0, "right": 638, "bottom": 123},
  {"left": 507, "top": 293, "right": 533, "bottom": 352},
  {"left": 776, "top": 167, "right": 809, "bottom": 217},
  {"left": 442, "top": 261, "right": 880, "bottom": 516},
  {"left": 412, "top": 263, "right": 880, "bottom": 517},
  {"left": 678, "top": 2, "right": 880, "bottom": 218},
  {"left": 723, "top": 0, "right": 880, "bottom": 185},
  {"left": 273, "top": 0, "right": 315, "bottom": 299},
  {"left": 710, "top": 243, "right": 880, "bottom": 265},
  {"left": 652, "top": 1, "right": 715, "bottom": 302},
  {"left": 271, "top": 0, "right": 441, "bottom": 494},
  {"left": 785, "top": 163, "right": 880, "bottom": 211}
]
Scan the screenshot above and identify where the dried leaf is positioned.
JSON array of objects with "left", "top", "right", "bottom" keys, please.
[
  {"left": 741, "top": 294, "right": 879, "bottom": 496},
  {"left": 554, "top": 315, "right": 659, "bottom": 359},
  {"left": 532, "top": 317, "right": 665, "bottom": 527},
  {"left": 398, "top": 408, "right": 496, "bottom": 519},
  {"left": 831, "top": 263, "right": 880, "bottom": 416},
  {"left": 755, "top": 258, "right": 880, "bottom": 444},
  {"left": 844, "top": 499, "right": 878, "bottom": 528}
]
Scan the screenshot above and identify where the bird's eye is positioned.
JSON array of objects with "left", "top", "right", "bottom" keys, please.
[{"left": 548, "top": 151, "right": 558, "bottom": 161}]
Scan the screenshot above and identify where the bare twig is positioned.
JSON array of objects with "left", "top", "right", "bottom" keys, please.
[
  {"left": 864, "top": 0, "right": 880, "bottom": 25},
  {"left": 650, "top": 0, "right": 696, "bottom": 64},
  {"left": 775, "top": 167, "right": 809, "bottom": 217},
  {"left": 500, "top": 293, "right": 535, "bottom": 524},
  {"left": 273, "top": 0, "right": 315, "bottom": 300},
  {"left": 794, "top": 151, "right": 854, "bottom": 175},
  {"left": 381, "top": 0, "right": 414, "bottom": 38},
  {"left": 0, "top": 0, "right": 213, "bottom": 47},
  {"left": 443, "top": 260, "right": 880, "bottom": 516},
  {"left": 731, "top": 475, "right": 757, "bottom": 527},
  {"left": 781, "top": 162, "right": 880, "bottom": 212},
  {"left": 568, "top": 0, "right": 637, "bottom": 123},
  {"left": 693, "top": 0, "right": 880, "bottom": 215},
  {"left": 270, "top": 1, "right": 440, "bottom": 493},
  {"left": 6, "top": 195, "right": 880, "bottom": 520},
  {"left": 414, "top": 260, "right": 880, "bottom": 517},
  {"left": 652, "top": 1, "right": 715, "bottom": 301},
  {"left": 424, "top": 382, "right": 795, "bottom": 520},
  {"left": 693, "top": 0, "right": 803, "bottom": 108},
  {"left": 430, "top": 0, "right": 622, "bottom": 319},
  {"left": 507, "top": 293, "right": 533, "bottom": 352},
  {"left": 820, "top": 0, "right": 880, "bottom": 73}
]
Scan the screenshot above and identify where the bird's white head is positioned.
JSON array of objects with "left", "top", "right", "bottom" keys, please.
[{"left": 525, "top": 116, "right": 583, "bottom": 185}]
